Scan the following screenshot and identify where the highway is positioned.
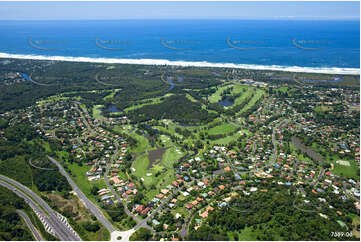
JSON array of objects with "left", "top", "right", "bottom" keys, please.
[
  {"left": 0, "top": 177, "right": 80, "bottom": 241},
  {"left": 16, "top": 210, "right": 43, "bottom": 241},
  {"left": 48, "top": 156, "right": 116, "bottom": 233}
]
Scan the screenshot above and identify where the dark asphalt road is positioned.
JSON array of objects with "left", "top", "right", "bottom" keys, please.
[
  {"left": 0, "top": 177, "right": 80, "bottom": 241},
  {"left": 48, "top": 156, "right": 116, "bottom": 233},
  {"left": 16, "top": 210, "right": 43, "bottom": 241}
]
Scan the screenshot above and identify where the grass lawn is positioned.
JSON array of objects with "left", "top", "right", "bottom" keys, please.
[
  {"left": 66, "top": 162, "right": 107, "bottom": 202},
  {"left": 103, "top": 89, "right": 121, "bottom": 100},
  {"left": 63, "top": 162, "right": 121, "bottom": 230},
  {"left": 56, "top": 150, "right": 70, "bottom": 161},
  {"left": 232, "top": 84, "right": 249, "bottom": 94},
  {"left": 352, "top": 215, "right": 360, "bottom": 239},
  {"left": 234, "top": 87, "right": 255, "bottom": 106},
  {"left": 37, "top": 95, "right": 69, "bottom": 106},
  {"left": 314, "top": 105, "right": 333, "bottom": 114},
  {"left": 232, "top": 85, "right": 256, "bottom": 106},
  {"left": 276, "top": 86, "right": 289, "bottom": 93},
  {"left": 208, "top": 123, "right": 237, "bottom": 135},
  {"left": 158, "top": 134, "right": 174, "bottom": 147},
  {"left": 92, "top": 227, "right": 110, "bottom": 241},
  {"left": 330, "top": 157, "right": 359, "bottom": 180},
  {"left": 114, "top": 125, "right": 152, "bottom": 153},
  {"left": 92, "top": 105, "right": 105, "bottom": 120},
  {"left": 185, "top": 94, "right": 197, "bottom": 103},
  {"left": 208, "top": 84, "right": 232, "bottom": 103},
  {"left": 130, "top": 132, "right": 152, "bottom": 153},
  {"left": 210, "top": 132, "right": 241, "bottom": 145},
  {"left": 171, "top": 207, "right": 188, "bottom": 218},
  {"left": 124, "top": 94, "right": 173, "bottom": 112},
  {"left": 237, "top": 89, "right": 265, "bottom": 116},
  {"left": 307, "top": 142, "right": 359, "bottom": 180},
  {"left": 154, "top": 124, "right": 184, "bottom": 139},
  {"left": 289, "top": 142, "right": 314, "bottom": 163},
  {"left": 161, "top": 146, "right": 184, "bottom": 169},
  {"left": 132, "top": 153, "right": 149, "bottom": 182},
  {"left": 132, "top": 153, "right": 176, "bottom": 202}
]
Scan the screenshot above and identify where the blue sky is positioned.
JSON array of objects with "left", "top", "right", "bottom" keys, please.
[{"left": 0, "top": 1, "right": 359, "bottom": 20}]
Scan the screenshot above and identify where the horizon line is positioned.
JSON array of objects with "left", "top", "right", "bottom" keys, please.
[{"left": 0, "top": 17, "right": 359, "bottom": 21}]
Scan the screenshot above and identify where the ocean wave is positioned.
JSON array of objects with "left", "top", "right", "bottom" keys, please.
[{"left": 0, "top": 52, "right": 359, "bottom": 75}]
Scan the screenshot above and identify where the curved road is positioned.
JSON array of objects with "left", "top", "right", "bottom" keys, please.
[
  {"left": 0, "top": 177, "right": 80, "bottom": 241},
  {"left": 17, "top": 210, "right": 43, "bottom": 241}
]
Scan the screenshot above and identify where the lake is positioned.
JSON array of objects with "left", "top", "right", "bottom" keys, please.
[{"left": 219, "top": 96, "right": 234, "bottom": 107}]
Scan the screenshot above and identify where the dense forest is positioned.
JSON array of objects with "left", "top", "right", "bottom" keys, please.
[
  {"left": 187, "top": 184, "right": 357, "bottom": 241},
  {"left": 0, "top": 118, "right": 71, "bottom": 192},
  {"left": 127, "top": 94, "right": 218, "bottom": 125},
  {"left": 0, "top": 186, "right": 34, "bottom": 241}
]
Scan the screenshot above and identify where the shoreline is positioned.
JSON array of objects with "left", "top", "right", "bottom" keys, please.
[{"left": 0, "top": 52, "right": 359, "bottom": 75}]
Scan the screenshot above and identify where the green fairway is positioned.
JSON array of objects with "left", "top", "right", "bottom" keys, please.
[
  {"left": 208, "top": 84, "right": 232, "bottom": 103},
  {"left": 92, "top": 105, "right": 105, "bottom": 120},
  {"left": 104, "top": 89, "right": 121, "bottom": 100},
  {"left": 237, "top": 89, "right": 265, "bottom": 115},
  {"left": 210, "top": 131, "right": 241, "bottom": 145},
  {"left": 132, "top": 153, "right": 150, "bottom": 181},
  {"left": 208, "top": 123, "right": 237, "bottom": 135},
  {"left": 161, "top": 146, "right": 184, "bottom": 169},
  {"left": 234, "top": 87, "right": 255, "bottom": 105},
  {"left": 131, "top": 152, "right": 176, "bottom": 202},
  {"left": 114, "top": 125, "right": 152, "bottom": 153},
  {"left": 124, "top": 94, "right": 173, "bottom": 112}
]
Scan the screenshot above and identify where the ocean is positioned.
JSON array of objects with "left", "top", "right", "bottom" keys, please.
[{"left": 0, "top": 19, "right": 359, "bottom": 74}]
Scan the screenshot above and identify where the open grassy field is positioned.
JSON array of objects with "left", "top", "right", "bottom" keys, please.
[
  {"left": 103, "top": 89, "right": 121, "bottom": 100},
  {"left": 161, "top": 146, "right": 184, "bottom": 169},
  {"left": 276, "top": 86, "right": 289, "bottom": 93},
  {"left": 131, "top": 153, "right": 149, "bottom": 181},
  {"left": 158, "top": 134, "right": 174, "bottom": 147},
  {"left": 237, "top": 89, "right": 265, "bottom": 115},
  {"left": 330, "top": 157, "right": 359, "bottom": 180},
  {"left": 307, "top": 142, "right": 360, "bottom": 179},
  {"left": 352, "top": 215, "right": 360, "bottom": 239},
  {"left": 185, "top": 93, "right": 197, "bottom": 103},
  {"left": 314, "top": 105, "right": 333, "bottom": 114},
  {"left": 114, "top": 125, "right": 152, "bottom": 153},
  {"left": 92, "top": 105, "right": 105, "bottom": 120},
  {"left": 66, "top": 162, "right": 107, "bottom": 202},
  {"left": 209, "top": 131, "right": 242, "bottom": 145},
  {"left": 289, "top": 142, "right": 314, "bottom": 163},
  {"left": 154, "top": 124, "right": 184, "bottom": 139},
  {"left": 124, "top": 93, "right": 173, "bottom": 112},
  {"left": 233, "top": 86, "right": 255, "bottom": 105},
  {"left": 208, "top": 123, "right": 237, "bottom": 135},
  {"left": 37, "top": 95, "right": 69, "bottom": 106},
  {"left": 131, "top": 149, "right": 180, "bottom": 202},
  {"left": 208, "top": 84, "right": 232, "bottom": 103}
]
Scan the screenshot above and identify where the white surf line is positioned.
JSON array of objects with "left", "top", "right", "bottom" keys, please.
[{"left": 0, "top": 52, "right": 359, "bottom": 75}]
